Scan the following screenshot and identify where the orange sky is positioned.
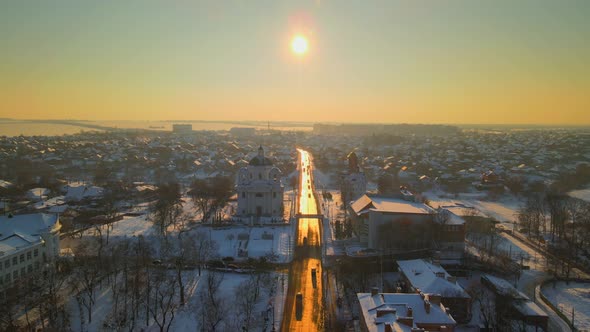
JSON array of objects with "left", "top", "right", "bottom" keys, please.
[{"left": 1, "top": 1, "right": 589, "bottom": 124}]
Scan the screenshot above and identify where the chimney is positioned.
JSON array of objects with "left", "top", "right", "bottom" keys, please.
[
  {"left": 424, "top": 299, "right": 431, "bottom": 314},
  {"left": 384, "top": 323, "right": 393, "bottom": 332},
  {"left": 407, "top": 307, "right": 413, "bottom": 317},
  {"left": 428, "top": 294, "right": 442, "bottom": 305},
  {"left": 371, "top": 287, "right": 379, "bottom": 296},
  {"left": 397, "top": 316, "right": 414, "bottom": 327}
]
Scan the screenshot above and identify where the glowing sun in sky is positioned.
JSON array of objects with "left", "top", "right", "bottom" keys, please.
[{"left": 291, "top": 35, "right": 308, "bottom": 55}]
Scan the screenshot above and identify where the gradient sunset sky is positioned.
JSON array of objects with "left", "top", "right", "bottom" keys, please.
[{"left": 1, "top": 1, "right": 589, "bottom": 124}]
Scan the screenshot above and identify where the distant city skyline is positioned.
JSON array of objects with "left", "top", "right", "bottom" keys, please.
[{"left": 1, "top": 1, "right": 589, "bottom": 124}]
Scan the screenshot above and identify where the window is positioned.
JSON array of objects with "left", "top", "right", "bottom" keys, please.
[
  {"left": 12, "top": 257, "right": 17, "bottom": 265},
  {"left": 12, "top": 271, "right": 17, "bottom": 280},
  {"left": 35, "top": 262, "right": 40, "bottom": 270},
  {"left": 27, "top": 252, "right": 32, "bottom": 260},
  {"left": 28, "top": 265, "right": 32, "bottom": 273},
  {"left": 273, "top": 192, "right": 276, "bottom": 199},
  {"left": 20, "top": 267, "right": 25, "bottom": 276},
  {"left": 20, "top": 254, "right": 24, "bottom": 263},
  {"left": 258, "top": 173, "right": 262, "bottom": 180},
  {"left": 34, "top": 249, "right": 38, "bottom": 257},
  {"left": 255, "top": 193, "right": 263, "bottom": 198},
  {"left": 242, "top": 192, "right": 246, "bottom": 198},
  {"left": 5, "top": 274, "right": 10, "bottom": 283},
  {"left": 4, "top": 260, "right": 8, "bottom": 269}
]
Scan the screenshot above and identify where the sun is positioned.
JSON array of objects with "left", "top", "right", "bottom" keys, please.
[{"left": 291, "top": 35, "right": 308, "bottom": 55}]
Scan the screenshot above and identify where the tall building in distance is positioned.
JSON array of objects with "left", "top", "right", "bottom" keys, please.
[
  {"left": 236, "top": 146, "right": 284, "bottom": 221},
  {"left": 340, "top": 151, "right": 367, "bottom": 206}
]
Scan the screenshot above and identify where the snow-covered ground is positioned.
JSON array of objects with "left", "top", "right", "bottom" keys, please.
[
  {"left": 68, "top": 270, "right": 287, "bottom": 332},
  {"left": 425, "top": 190, "right": 523, "bottom": 224},
  {"left": 569, "top": 187, "right": 590, "bottom": 203},
  {"left": 208, "top": 225, "right": 294, "bottom": 263},
  {"left": 542, "top": 281, "right": 590, "bottom": 332},
  {"left": 319, "top": 190, "right": 347, "bottom": 256}
]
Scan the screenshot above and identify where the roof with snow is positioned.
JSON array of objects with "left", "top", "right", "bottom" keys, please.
[
  {"left": 351, "top": 194, "right": 435, "bottom": 216},
  {"left": 397, "top": 259, "right": 469, "bottom": 298},
  {"left": 357, "top": 292, "right": 456, "bottom": 332},
  {"left": 0, "top": 213, "right": 60, "bottom": 256},
  {"left": 63, "top": 183, "right": 104, "bottom": 201},
  {"left": 481, "top": 274, "right": 528, "bottom": 300}
]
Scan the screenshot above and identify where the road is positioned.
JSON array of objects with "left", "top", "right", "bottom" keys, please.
[
  {"left": 281, "top": 149, "right": 324, "bottom": 331},
  {"left": 500, "top": 230, "right": 575, "bottom": 332}
]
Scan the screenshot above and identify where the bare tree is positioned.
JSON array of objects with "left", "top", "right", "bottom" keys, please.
[
  {"left": 466, "top": 282, "right": 497, "bottom": 331},
  {"left": 199, "top": 272, "right": 227, "bottom": 331},
  {"left": 235, "top": 275, "right": 263, "bottom": 331},
  {"left": 194, "top": 230, "right": 218, "bottom": 276},
  {"left": 148, "top": 270, "right": 178, "bottom": 332},
  {"left": 545, "top": 191, "right": 567, "bottom": 243},
  {"left": 151, "top": 182, "right": 183, "bottom": 236},
  {"left": 565, "top": 197, "right": 589, "bottom": 259},
  {"left": 189, "top": 176, "right": 233, "bottom": 224},
  {"left": 71, "top": 252, "right": 101, "bottom": 324}
]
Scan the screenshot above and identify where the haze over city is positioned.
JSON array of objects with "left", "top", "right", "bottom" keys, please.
[{"left": 1, "top": 0, "right": 589, "bottom": 124}]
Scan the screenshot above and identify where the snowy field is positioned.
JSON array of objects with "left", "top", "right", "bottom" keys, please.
[
  {"left": 542, "top": 281, "right": 590, "bottom": 331},
  {"left": 425, "top": 190, "right": 523, "bottom": 223},
  {"left": 569, "top": 187, "right": 590, "bottom": 203},
  {"left": 208, "top": 225, "right": 294, "bottom": 263}
]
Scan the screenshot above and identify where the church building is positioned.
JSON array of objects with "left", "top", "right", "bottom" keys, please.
[
  {"left": 340, "top": 151, "right": 367, "bottom": 205},
  {"left": 236, "top": 146, "right": 284, "bottom": 221}
]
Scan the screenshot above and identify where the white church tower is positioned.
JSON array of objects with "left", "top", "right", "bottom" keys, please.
[{"left": 236, "top": 146, "right": 284, "bottom": 221}]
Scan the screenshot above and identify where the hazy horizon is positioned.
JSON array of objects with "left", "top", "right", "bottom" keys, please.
[{"left": 1, "top": 1, "right": 589, "bottom": 125}]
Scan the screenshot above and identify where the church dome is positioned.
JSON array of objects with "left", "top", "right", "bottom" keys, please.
[{"left": 249, "top": 146, "right": 274, "bottom": 166}]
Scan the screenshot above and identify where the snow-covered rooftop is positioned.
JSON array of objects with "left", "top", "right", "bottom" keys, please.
[
  {"left": 351, "top": 194, "right": 434, "bottom": 215},
  {"left": 0, "top": 213, "right": 59, "bottom": 256},
  {"left": 357, "top": 292, "right": 456, "bottom": 332},
  {"left": 397, "top": 259, "right": 469, "bottom": 298}
]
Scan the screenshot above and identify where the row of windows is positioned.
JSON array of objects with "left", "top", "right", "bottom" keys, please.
[
  {"left": 1, "top": 249, "right": 39, "bottom": 270},
  {"left": 0, "top": 262, "right": 40, "bottom": 286}
]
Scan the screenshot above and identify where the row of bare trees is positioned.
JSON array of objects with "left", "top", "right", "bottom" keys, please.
[
  {"left": 518, "top": 192, "right": 590, "bottom": 261},
  {"left": 0, "top": 260, "right": 71, "bottom": 331},
  {"left": 70, "top": 225, "right": 218, "bottom": 332}
]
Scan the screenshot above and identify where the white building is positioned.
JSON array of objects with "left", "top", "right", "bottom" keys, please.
[
  {"left": 0, "top": 213, "right": 61, "bottom": 290},
  {"left": 236, "top": 146, "right": 284, "bottom": 221}
]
